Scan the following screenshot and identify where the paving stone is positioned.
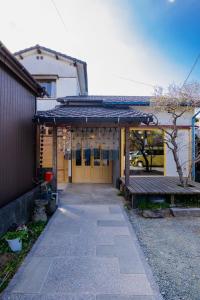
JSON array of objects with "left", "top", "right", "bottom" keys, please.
[
  {"left": 96, "top": 295, "right": 157, "bottom": 300},
  {"left": 109, "top": 206, "right": 122, "bottom": 214},
  {"left": 1, "top": 293, "right": 34, "bottom": 300},
  {"left": 97, "top": 220, "right": 127, "bottom": 227},
  {"left": 118, "top": 256, "right": 145, "bottom": 274},
  {"left": 2, "top": 294, "right": 96, "bottom": 300},
  {"left": 32, "top": 294, "right": 95, "bottom": 300},
  {"left": 4, "top": 185, "right": 161, "bottom": 299},
  {"left": 120, "top": 274, "right": 154, "bottom": 295},
  {"left": 96, "top": 245, "right": 116, "bottom": 257},
  {"left": 70, "top": 236, "right": 96, "bottom": 256},
  {"left": 96, "top": 226, "right": 131, "bottom": 236},
  {"left": 9, "top": 257, "right": 52, "bottom": 293},
  {"left": 41, "top": 257, "right": 120, "bottom": 294},
  {"left": 32, "top": 244, "right": 70, "bottom": 257},
  {"left": 48, "top": 221, "right": 81, "bottom": 234}
]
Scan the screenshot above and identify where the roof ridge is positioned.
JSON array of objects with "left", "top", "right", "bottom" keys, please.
[{"left": 14, "top": 44, "right": 86, "bottom": 65}]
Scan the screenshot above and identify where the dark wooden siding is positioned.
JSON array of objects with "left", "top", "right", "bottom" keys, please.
[{"left": 0, "top": 63, "right": 36, "bottom": 208}]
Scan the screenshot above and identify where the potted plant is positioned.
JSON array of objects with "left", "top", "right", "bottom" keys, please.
[{"left": 4, "top": 229, "right": 28, "bottom": 252}]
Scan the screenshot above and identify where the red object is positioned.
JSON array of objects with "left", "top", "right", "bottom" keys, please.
[{"left": 44, "top": 171, "right": 53, "bottom": 182}]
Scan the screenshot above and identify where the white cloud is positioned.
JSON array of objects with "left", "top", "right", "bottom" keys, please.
[{"left": 0, "top": 0, "right": 185, "bottom": 95}]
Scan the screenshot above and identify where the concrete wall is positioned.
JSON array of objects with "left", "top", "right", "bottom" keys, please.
[{"left": 0, "top": 186, "right": 40, "bottom": 235}]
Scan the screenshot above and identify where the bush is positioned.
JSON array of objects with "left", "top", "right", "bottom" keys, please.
[
  {"left": 138, "top": 199, "right": 170, "bottom": 210},
  {"left": 4, "top": 230, "right": 28, "bottom": 241}
]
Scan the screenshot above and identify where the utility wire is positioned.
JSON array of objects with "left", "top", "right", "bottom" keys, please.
[
  {"left": 114, "top": 75, "right": 156, "bottom": 88},
  {"left": 50, "top": 0, "right": 68, "bottom": 34},
  {"left": 182, "top": 52, "right": 200, "bottom": 87}
]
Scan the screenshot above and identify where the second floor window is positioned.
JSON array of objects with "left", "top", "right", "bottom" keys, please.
[{"left": 37, "top": 80, "right": 56, "bottom": 98}]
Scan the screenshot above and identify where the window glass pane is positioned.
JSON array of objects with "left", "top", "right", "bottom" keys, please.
[
  {"left": 129, "top": 129, "right": 164, "bottom": 175},
  {"left": 37, "top": 80, "right": 56, "bottom": 97},
  {"left": 84, "top": 149, "right": 91, "bottom": 166},
  {"left": 76, "top": 143, "right": 82, "bottom": 166},
  {"left": 94, "top": 148, "right": 100, "bottom": 166},
  {"left": 102, "top": 150, "right": 109, "bottom": 166}
]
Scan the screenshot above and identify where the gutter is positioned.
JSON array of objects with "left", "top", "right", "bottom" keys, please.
[{"left": 192, "top": 110, "right": 200, "bottom": 179}]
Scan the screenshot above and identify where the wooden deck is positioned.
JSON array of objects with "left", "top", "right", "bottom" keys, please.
[{"left": 120, "top": 176, "right": 200, "bottom": 196}]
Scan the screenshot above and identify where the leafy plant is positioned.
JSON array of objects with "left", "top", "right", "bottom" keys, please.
[
  {"left": 138, "top": 199, "right": 170, "bottom": 211},
  {"left": 28, "top": 221, "right": 46, "bottom": 240},
  {"left": 0, "top": 221, "right": 47, "bottom": 293},
  {"left": 4, "top": 230, "right": 28, "bottom": 241},
  {"left": 118, "top": 191, "right": 125, "bottom": 197}
]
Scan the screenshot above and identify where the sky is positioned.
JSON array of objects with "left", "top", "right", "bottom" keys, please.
[{"left": 0, "top": 0, "right": 200, "bottom": 96}]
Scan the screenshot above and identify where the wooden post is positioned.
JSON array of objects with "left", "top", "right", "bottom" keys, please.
[
  {"left": 52, "top": 126, "right": 57, "bottom": 192},
  {"left": 36, "top": 124, "right": 40, "bottom": 178},
  {"left": 125, "top": 126, "right": 130, "bottom": 187}
]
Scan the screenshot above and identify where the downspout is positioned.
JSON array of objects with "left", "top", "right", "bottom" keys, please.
[{"left": 192, "top": 110, "right": 200, "bottom": 180}]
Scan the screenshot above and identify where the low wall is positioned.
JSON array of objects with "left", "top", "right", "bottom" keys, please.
[{"left": 0, "top": 186, "right": 40, "bottom": 235}]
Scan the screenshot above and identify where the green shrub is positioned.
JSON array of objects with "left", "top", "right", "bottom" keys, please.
[
  {"left": 4, "top": 230, "right": 28, "bottom": 241},
  {"left": 138, "top": 199, "right": 170, "bottom": 210}
]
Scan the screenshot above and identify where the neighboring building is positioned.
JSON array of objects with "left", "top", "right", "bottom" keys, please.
[
  {"left": 14, "top": 45, "right": 88, "bottom": 183},
  {"left": 15, "top": 45, "right": 194, "bottom": 186},
  {"left": 14, "top": 45, "right": 88, "bottom": 111},
  {"left": 0, "top": 42, "right": 43, "bottom": 233}
]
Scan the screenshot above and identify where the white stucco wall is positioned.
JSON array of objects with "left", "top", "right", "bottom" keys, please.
[
  {"left": 136, "top": 106, "right": 194, "bottom": 126},
  {"left": 16, "top": 51, "right": 81, "bottom": 111},
  {"left": 132, "top": 106, "right": 193, "bottom": 177},
  {"left": 20, "top": 52, "right": 78, "bottom": 78},
  {"left": 165, "top": 129, "right": 191, "bottom": 177},
  {"left": 37, "top": 98, "right": 58, "bottom": 111}
]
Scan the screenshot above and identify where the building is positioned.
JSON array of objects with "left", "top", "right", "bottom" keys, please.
[
  {"left": 34, "top": 96, "right": 193, "bottom": 188},
  {"left": 14, "top": 45, "right": 88, "bottom": 111},
  {"left": 0, "top": 42, "right": 43, "bottom": 233},
  {"left": 14, "top": 45, "right": 88, "bottom": 183},
  {"left": 15, "top": 45, "right": 194, "bottom": 187}
]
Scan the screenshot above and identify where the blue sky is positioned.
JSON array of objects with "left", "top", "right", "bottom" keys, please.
[
  {"left": 0, "top": 0, "right": 199, "bottom": 95},
  {"left": 125, "top": 0, "right": 200, "bottom": 78}
]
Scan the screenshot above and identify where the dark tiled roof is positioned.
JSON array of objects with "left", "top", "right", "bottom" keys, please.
[
  {"left": 14, "top": 44, "right": 86, "bottom": 65},
  {"left": 35, "top": 105, "right": 152, "bottom": 125},
  {"left": 58, "top": 95, "right": 151, "bottom": 106}
]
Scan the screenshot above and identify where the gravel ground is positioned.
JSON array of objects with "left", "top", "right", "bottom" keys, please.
[{"left": 126, "top": 209, "right": 200, "bottom": 300}]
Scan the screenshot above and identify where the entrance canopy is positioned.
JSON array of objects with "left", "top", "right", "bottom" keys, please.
[
  {"left": 34, "top": 97, "right": 153, "bottom": 126},
  {"left": 35, "top": 96, "right": 153, "bottom": 189}
]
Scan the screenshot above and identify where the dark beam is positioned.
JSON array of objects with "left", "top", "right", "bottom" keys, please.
[
  {"left": 125, "top": 126, "right": 130, "bottom": 186},
  {"left": 52, "top": 126, "right": 57, "bottom": 192},
  {"left": 36, "top": 47, "right": 42, "bottom": 54}
]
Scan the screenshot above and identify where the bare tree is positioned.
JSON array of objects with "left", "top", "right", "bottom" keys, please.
[
  {"left": 131, "top": 131, "right": 150, "bottom": 172},
  {"left": 151, "top": 82, "right": 200, "bottom": 187}
]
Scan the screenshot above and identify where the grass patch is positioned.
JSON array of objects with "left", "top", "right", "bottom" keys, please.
[
  {"left": 117, "top": 191, "right": 125, "bottom": 197},
  {"left": 0, "top": 221, "right": 46, "bottom": 293},
  {"left": 138, "top": 199, "right": 170, "bottom": 211}
]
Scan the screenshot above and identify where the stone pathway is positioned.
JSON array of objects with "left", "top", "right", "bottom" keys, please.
[{"left": 2, "top": 184, "right": 162, "bottom": 300}]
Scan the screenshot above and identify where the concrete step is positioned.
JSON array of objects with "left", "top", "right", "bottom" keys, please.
[{"left": 171, "top": 207, "right": 200, "bottom": 217}]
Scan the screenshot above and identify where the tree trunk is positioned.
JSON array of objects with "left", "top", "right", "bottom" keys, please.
[
  {"left": 172, "top": 147, "right": 185, "bottom": 187},
  {"left": 141, "top": 150, "right": 150, "bottom": 172}
]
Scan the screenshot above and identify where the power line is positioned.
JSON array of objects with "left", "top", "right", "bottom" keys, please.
[
  {"left": 50, "top": 0, "right": 68, "bottom": 34},
  {"left": 114, "top": 75, "right": 156, "bottom": 88},
  {"left": 182, "top": 52, "right": 200, "bottom": 87}
]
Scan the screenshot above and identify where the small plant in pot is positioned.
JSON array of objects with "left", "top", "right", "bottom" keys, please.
[{"left": 4, "top": 229, "right": 28, "bottom": 252}]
